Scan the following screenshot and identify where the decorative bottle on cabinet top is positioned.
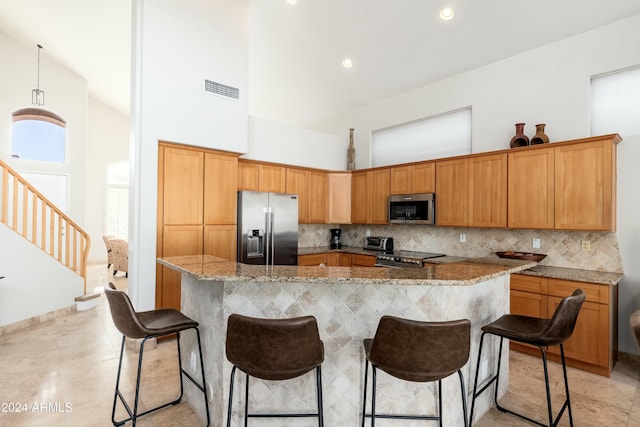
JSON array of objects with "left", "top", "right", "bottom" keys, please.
[
  {"left": 347, "top": 128, "right": 356, "bottom": 170},
  {"left": 510, "top": 123, "right": 529, "bottom": 148},
  {"left": 530, "top": 123, "right": 550, "bottom": 145}
]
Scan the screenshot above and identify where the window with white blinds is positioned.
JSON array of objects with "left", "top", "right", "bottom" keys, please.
[
  {"left": 105, "top": 162, "right": 129, "bottom": 239},
  {"left": 591, "top": 66, "right": 640, "bottom": 137},
  {"left": 371, "top": 107, "right": 472, "bottom": 167}
]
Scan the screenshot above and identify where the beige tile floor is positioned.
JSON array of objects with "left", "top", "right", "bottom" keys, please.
[{"left": 0, "top": 264, "right": 639, "bottom": 426}]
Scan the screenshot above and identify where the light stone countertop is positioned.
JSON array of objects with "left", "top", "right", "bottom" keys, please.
[
  {"left": 157, "top": 254, "right": 535, "bottom": 286},
  {"left": 298, "top": 246, "right": 623, "bottom": 286}
]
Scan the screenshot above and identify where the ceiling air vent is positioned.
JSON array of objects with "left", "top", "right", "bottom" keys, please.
[{"left": 204, "top": 79, "right": 239, "bottom": 100}]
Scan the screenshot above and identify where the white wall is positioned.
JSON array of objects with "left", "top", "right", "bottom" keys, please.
[
  {"left": 0, "top": 224, "right": 84, "bottom": 326},
  {"left": 0, "top": 31, "right": 87, "bottom": 226},
  {"left": 85, "top": 97, "right": 130, "bottom": 262},
  {"left": 311, "top": 15, "right": 640, "bottom": 354},
  {"left": 312, "top": 15, "right": 640, "bottom": 168},
  {"left": 130, "top": 0, "right": 249, "bottom": 310},
  {"left": 245, "top": 116, "right": 346, "bottom": 170}
]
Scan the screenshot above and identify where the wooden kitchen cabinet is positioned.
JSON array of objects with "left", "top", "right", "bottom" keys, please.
[
  {"left": 390, "top": 162, "right": 435, "bottom": 195},
  {"left": 286, "top": 168, "right": 327, "bottom": 224},
  {"left": 351, "top": 171, "right": 368, "bottom": 224},
  {"left": 298, "top": 253, "right": 328, "bottom": 266},
  {"left": 238, "top": 160, "right": 259, "bottom": 191},
  {"left": 259, "top": 164, "right": 286, "bottom": 193},
  {"left": 157, "top": 142, "right": 239, "bottom": 310},
  {"left": 286, "top": 168, "right": 309, "bottom": 222},
  {"left": 554, "top": 138, "right": 618, "bottom": 231},
  {"left": 162, "top": 147, "right": 204, "bottom": 225},
  {"left": 204, "top": 225, "right": 237, "bottom": 261},
  {"left": 204, "top": 152, "right": 237, "bottom": 225},
  {"left": 435, "top": 158, "right": 468, "bottom": 226},
  {"left": 308, "top": 170, "right": 327, "bottom": 223},
  {"left": 507, "top": 147, "right": 555, "bottom": 229},
  {"left": 326, "top": 252, "right": 352, "bottom": 266},
  {"left": 510, "top": 273, "right": 617, "bottom": 377},
  {"left": 351, "top": 168, "right": 390, "bottom": 224},
  {"left": 436, "top": 153, "right": 506, "bottom": 228},
  {"left": 328, "top": 172, "right": 351, "bottom": 224},
  {"left": 238, "top": 160, "right": 286, "bottom": 193},
  {"left": 160, "top": 225, "right": 203, "bottom": 310},
  {"left": 351, "top": 254, "right": 377, "bottom": 267},
  {"left": 468, "top": 153, "right": 507, "bottom": 227}
]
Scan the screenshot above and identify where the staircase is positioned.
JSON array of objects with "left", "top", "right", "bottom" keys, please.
[{"left": 0, "top": 159, "right": 91, "bottom": 317}]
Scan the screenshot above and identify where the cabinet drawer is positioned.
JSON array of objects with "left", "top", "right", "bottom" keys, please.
[
  {"left": 548, "top": 279, "right": 608, "bottom": 304},
  {"left": 511, "top": 290, "right": 548, "bottom": 318},
  {"left": 510, "top": 274, "right": 548, "bottom": 294},
  {"left": 298, "top": 253, "right": 327, "bottom": 266},
  {"left": 351, "top": 254, "right": 377, "bottom": 267}
]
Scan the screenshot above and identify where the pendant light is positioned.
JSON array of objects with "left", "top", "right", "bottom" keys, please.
[{"left": 32, "top": 44, "right": 44, "bottom": 106}]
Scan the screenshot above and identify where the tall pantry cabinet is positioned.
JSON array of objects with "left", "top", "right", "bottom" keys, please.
[{"left": 157, "top": 142, "right": 239, "bottom": 310}]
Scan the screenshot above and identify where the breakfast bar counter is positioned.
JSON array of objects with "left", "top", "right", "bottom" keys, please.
[{"left": 158, "top": 255, "right": 535, "bottom": 426}]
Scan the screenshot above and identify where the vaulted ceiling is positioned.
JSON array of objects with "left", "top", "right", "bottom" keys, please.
[{"left": 1, "top": 0, "right": 639, "bottom": 127}]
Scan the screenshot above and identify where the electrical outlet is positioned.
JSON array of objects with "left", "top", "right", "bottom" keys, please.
[
  {"left": 459, "top": 234, "right": 466, "bottom": 243},
  {"left": 366, "top": 228, "right": 371, "bottom": 237},
  {"left": 190, "top": 352, "right": 197, "bottom": 373},
  {"left": 532, "top": 238, "right": 541, "bottom": 249},
  {"left": 581, "top": 240, "right": 591, "bottom": 252}
]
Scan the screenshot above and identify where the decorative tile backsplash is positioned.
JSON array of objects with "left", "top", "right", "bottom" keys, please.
[{"left": 299, "top": 224, "right": 623, "bottom": 273}]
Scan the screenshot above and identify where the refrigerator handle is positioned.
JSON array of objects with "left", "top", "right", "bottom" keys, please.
[{"left": 265, "top": 207, "right": 273, "bottom": 266}]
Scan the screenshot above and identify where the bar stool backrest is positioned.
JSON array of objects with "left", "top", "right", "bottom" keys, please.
[
  {"left": 538, "top": 289, "right": 585, "bottom": 346},
  {"left": 226, "top": 314, "right": 324, "bottom": 381},
  {"left": 104, "top": 282, "right": 148, "bottom": 339},
  {"left": 368, "top": 316, "right": 470, "bottom": 382}
]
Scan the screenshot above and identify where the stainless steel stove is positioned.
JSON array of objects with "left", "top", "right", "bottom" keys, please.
[{"left": 374, "top": 250, "right": 446, "bottom": 268}]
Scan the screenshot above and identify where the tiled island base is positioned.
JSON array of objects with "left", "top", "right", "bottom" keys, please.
[{"left": 178, "top": 274, "right": 510, "bottom": 427}]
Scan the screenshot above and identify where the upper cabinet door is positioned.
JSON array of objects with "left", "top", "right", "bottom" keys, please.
[
  {"left": 411, "top": 162, "right": 436, "bottom": 194},
  {"left": 435, "top": 158, "right": 469, "bottom": 226},
  {"left": 204, "top": 152, "right": 238, "bottom": 225},
  {"left": 307, "top": 170, "right": 328, "bottom": 224},
  {"left": 328, "top": 172, "right": 351, "bottom": 224},
  {"left": 554, "top": 140, "right": 615, "bottom": 231},
  {"left": 469, "top": 153, "right": 507, "bottom": 227},
  {"left": 259, "top": 164, "right": 286, "bottom": 193},
  {"left": 390, "top": 166, "right": 411, "bottom": 195},
  {"left": 351, "top": 171, "right": 368, "bottom": 224},
  {"left": 368, "top": 169, "right": 390, "bottom": 224},
  {"left": 162, "top": 147, "right": 204, "bottom": 225},
  {"left": 286, "top": 168, "right": 309, "bottom": 223},
  {"left": 238, "top": 161, "right": 259, "bottom": 191},
  {"left": 508, "top": 148, "right": 555, "bottom": 229}
]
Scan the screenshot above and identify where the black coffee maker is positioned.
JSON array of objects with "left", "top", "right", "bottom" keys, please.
[{"left": 330, "top": 228, "right": 342, "bottom": 249}]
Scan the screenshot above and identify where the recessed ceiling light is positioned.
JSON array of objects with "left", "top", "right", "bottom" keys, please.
[
  {"left": 439, "top": 7, "right": 455, "bottom": 21},
  {"left": 342, "top": 58, "right": 353, "bottom": 69},
  {"left": 287, "top": 0, "right": 298, "bottom": 5}
]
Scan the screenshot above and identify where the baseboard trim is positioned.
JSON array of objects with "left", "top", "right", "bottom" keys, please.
[{"left": 0, "top": 304, "right": 77, "bottom": 336}]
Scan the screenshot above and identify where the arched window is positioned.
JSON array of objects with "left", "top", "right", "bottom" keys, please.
[{"left": 11, "top": 108, "right": 66, "bottom": 163}]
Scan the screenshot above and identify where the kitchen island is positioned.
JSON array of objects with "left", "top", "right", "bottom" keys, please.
[{"left": 157, "top": 255, "right": 535, "bottom": 426}]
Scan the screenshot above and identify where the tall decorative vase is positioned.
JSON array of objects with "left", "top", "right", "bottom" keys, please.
[
  {"left": 509, "top": 123, "right": 529, "bottom": 148},
  {"left": 347, "top": 128, "right": 356, "bottom": 170},
  {"left": 530, "top": 123, "right": 550, "bottom": 145}
]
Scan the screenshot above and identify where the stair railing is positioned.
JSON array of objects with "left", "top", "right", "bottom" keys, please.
[{"left": 0, "top": 159, "right": 91, "bottom": 295}]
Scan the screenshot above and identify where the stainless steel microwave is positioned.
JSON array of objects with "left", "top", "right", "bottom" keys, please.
[{"left": 388, "top": 193, "right": 435, "bottom": 225}]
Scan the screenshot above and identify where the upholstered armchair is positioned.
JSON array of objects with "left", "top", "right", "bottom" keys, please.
[
  {"left": 102, "top": 235, "right": 115, "bottom": 268},
  {"left": 109, "top": 238, "right": 128, "bottom": 278}
]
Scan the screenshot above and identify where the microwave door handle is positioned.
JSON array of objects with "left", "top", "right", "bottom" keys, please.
[{"left": 403, "top": 196, "right": 412, "bottom": 200}]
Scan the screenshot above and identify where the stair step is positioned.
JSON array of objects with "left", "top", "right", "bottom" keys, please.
[{"left": 75, "top": 293, "right": 100, "bottom": 311}]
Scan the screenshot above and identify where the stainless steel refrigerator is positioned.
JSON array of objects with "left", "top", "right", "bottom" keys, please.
[{"left": 237, "top": 191, "right": 299, "bottom": 265}]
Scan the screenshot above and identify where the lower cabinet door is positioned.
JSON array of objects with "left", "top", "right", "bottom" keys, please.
[
  {"left": 510, "top": 290, "right": 547, "bottom": 352},
  {"left": 298, "top": 253, "right": 327, "bottom": 266},
  {"left": 547, "top": 297, "right": 609, "bottom": 367}
]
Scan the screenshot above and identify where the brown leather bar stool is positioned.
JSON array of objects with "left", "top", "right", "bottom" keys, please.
[
  {"left": 104, "top": 282, "right": 210, "bottom": 427},
  {"left": 225, "top": 314, "right": 324, "bottom": 426},
  {"left": 469, "top": 289, "right": 585, "bottom": 427},
  {"left": 361, "top": 316, "right": 471, "bottom": 427}
]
